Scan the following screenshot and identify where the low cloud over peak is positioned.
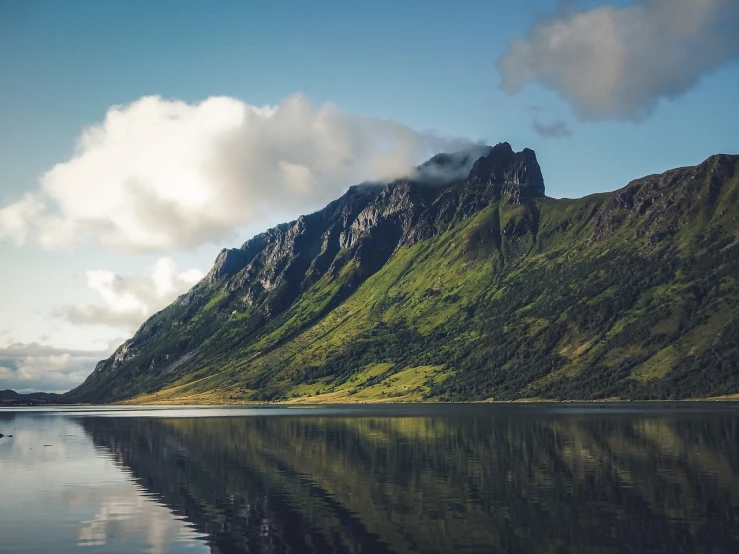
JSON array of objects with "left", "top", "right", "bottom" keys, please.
[
  {"left": 0, "top": 94, "right": 471, "bottom": 253},
  {"left": 497, "top": 0, "right": 739, "bottom": 121}
]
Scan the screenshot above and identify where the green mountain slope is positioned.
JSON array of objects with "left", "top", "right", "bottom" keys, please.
[{"left": 67, "top": 145, "right": 739, "bottom": 403}]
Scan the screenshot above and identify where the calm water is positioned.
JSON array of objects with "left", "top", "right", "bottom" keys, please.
[{"left": 1, "top": 404, "right": 739, "bottom": 553}]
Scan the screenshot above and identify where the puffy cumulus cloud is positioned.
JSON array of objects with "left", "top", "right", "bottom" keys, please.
[
  {"left": 0, "top": 194, "right": 44, "bottom": 246},
  {"left": 0, "top": 93, "right": 470, "bottom": 253},
  {"left": 497, "top": 0, "right": 739, "bottom": 121},
  {"left": 58, "top": 258, "right": 203, "bottom": 331},
  {"left": 0, "top": 342, "right": 109, "bottom": 393}
]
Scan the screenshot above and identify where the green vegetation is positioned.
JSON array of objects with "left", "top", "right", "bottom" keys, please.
[{"left": 69, "top": 153, "right": 739, "bottom": 403}]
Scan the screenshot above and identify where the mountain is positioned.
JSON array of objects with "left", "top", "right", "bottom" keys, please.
[
  {"left": 66, "top": 144, "right": 739, "bottom": 404},
  {"left": 0, "top": 389, "right": 64, "bottom": 405}
]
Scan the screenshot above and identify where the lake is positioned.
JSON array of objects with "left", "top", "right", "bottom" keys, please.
[{"left": 1, "top": 404, "right": 738, "bottom": 553}]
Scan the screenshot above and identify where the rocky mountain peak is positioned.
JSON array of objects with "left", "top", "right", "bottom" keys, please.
[
  {"left": 201, "top": 144, "right": 547, "bottom": 293},
  {"left": 466, "top": 142, "right": 545, "bottom": 197},
  {"left": 204, "top": 248, "right": 247, "bottom": 284}
]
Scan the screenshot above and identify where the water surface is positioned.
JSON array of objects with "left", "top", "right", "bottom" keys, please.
[{"left": 1, "top": 403, "right": 739, "bottom": 553}]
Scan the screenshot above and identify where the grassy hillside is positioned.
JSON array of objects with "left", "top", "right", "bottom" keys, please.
[{"left": 69, "top": 152, "right": 739, "bottom": 403}]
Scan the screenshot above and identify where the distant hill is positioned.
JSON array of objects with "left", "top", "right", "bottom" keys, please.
[
  {"left": 66, "top": 144, "right": 739, "bottom": 403},
  {"left": 0, "top": 389, "right": 64, "bottom": 405}
]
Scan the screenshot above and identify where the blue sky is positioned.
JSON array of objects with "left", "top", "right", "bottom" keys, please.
[{"left": 1, "top": 0, "right": 738, "bottom": 391}]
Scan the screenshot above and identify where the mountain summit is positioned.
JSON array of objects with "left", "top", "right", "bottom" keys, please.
[
  {"left": 68, "top": 147, "right": 739, "bottom": 404},
  {"left": 467, "top": 142, "right": 544, "bottom": 197}
]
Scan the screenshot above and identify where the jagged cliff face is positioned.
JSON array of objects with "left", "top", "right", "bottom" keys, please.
[
  {"left": 200, "top": 182, "right": 383, "bottom": 315},
  {"left": 200, "top": 142, "right": 545, "bottom": 314},
  {"left": 68, "top": 145, "right": 739, "bottom": 404}
]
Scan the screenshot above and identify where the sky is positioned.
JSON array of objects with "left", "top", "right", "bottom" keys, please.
[{"left": 0, "top": 0, "right": 738, "bottom": 392}]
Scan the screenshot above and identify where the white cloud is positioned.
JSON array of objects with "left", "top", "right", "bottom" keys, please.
[
  {"left": 0, "top": 93, "right": 469, "bottom": 253},
  {"left": 0, "top": 194, "right": 44, "bottom": 245},
  {"left": 59, "top": 258, "right": 203, "bottom": 331},
  {"left": 0, "top": 342, "right": 108, "bottom": 393},
  {"left": 497, "top": 0, "right": 739, "bottom": 121}
]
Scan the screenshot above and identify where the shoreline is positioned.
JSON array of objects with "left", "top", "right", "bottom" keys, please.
[{"left": 3, "top": 396, "right": 739, "bottom": 408}]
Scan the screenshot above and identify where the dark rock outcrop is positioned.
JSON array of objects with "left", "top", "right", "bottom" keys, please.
[{"left": 467, "top": 142, "right": 545, "bottom": 198}]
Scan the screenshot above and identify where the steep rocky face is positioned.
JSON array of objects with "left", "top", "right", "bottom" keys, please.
[
  {"left": 207, "top": 183, "right": 385, "bottom": 315},
  {"left": 190, "top": 142, "right": 545, "bottom": 314},
  {"left": 336, "top": 142, "right": 546, "bottom": 264},
  {"left": 467, "top": 142, "right": 545, "bottom": 198}
]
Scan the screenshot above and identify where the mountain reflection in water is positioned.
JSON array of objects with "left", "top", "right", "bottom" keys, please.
[{"left": 77, "top": 405, "right": 739, "bottom": 554}]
